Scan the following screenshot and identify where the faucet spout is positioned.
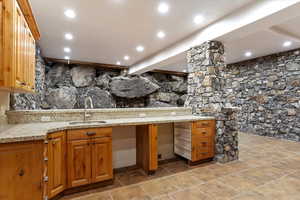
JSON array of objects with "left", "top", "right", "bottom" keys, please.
[
  {"left": 83, "top": 97, "right": 93, "bottom": 121},
  {"left": 84, "top": 96, "right": 94, "bottom": 109}
]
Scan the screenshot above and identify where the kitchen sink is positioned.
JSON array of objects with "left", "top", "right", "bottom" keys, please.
[{"left": 69, "top": 120, "right": 107, "bottom": 125}]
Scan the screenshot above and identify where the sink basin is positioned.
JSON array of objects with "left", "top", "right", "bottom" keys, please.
[{"left": 69, "top": 121, "right": 106, "bottom": 125}]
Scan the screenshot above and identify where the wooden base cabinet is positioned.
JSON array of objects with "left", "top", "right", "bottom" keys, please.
[
  {"left": 67, "top": 128, "right": 113, "bottom": 188},
  {"left": 47, "top": 131, "right": 67, "bottom": 199},
  {"left": 136, "top": 124, "right": 158, "bottom": 174},
  {"left": 174, "top": 120, "right": 216, "bottom": 162},
  {"left": 0, "top": 141, "right": 44, "bottom": 200}
]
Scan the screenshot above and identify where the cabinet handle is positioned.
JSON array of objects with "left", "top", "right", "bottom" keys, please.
[
  {"left": 18, "top": 169, "right": 25, "bottom": 177},
  {"left": 86, "top": 132, "right": 96, "bottom": 136}
]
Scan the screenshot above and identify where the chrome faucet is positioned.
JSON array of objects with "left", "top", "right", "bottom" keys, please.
[{"left": 83, "top": 96, "right": 93, "bottom": 121}]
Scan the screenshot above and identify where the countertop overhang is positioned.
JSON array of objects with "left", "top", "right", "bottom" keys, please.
[{"left": 0, "top": 115, "right": 215, "bottom": 144}]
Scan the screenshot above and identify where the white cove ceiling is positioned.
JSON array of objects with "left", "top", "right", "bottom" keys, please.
[
  {"left": 30, "top": 0, "right": 300, "bottom": 73},
  {"left": 30, "top": 0, "right": 252, "bottom": 67}
]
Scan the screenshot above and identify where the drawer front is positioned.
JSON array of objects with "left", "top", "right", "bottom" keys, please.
[
  {"left": 67, "top": 128, "right": 112, "bottom": 141},
  {"left": 193, "top": 120, "right": 215, "bottom": 129},
  {"left": 192, "top": 136, "right": 214, "bottom": 161},
  {"left": 193, "top": 128, "right": 213, "bottom": 137}
]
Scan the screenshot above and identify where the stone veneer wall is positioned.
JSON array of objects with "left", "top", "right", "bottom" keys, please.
[
  {"left": 185, "top": 41, "right": 239, "bottom": 163},
  {"left": 225, "top": 49, "right": 300, "bottom": 141},
  {"left": 10, "top": 50, "right": 187, "bottom": 110},
  {"left": 185, "top": 41, "right": 300, "bottom": 164}
]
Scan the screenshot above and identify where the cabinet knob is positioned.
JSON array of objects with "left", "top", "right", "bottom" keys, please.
[
  {"left": 202, "top": 131, "right": 207, "bottom": 135},
  {"left": 20, "top": 82, "right": 26, "bottom": 86},
  {"left": 18, "top": 169, "right": 25, "bottom": 177}
]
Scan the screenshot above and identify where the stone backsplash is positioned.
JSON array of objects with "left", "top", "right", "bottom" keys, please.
[
  {"left": 226, "top": 49, "right": 300, "bottom": 141},
  {"left": 10, "top": 51, "right": 187, "bottom": 110}
]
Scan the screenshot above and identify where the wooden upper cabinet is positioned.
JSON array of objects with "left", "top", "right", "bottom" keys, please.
[
  {"left": 92, "top": 137, "right": 113, "bottom": 183},
  {"left": 0, "top": 141, "right": 44, "bottom": 200},
  {"left": 0, "top": 0, "right": 39, "bottom": 93},
  {"left": 47, "top": 131, "right": 66, "bottom": 199}
]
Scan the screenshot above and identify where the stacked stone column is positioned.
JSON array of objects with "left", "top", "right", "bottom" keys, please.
[{"left": 185, "top": 41, "right": 239, "bottom": 163}]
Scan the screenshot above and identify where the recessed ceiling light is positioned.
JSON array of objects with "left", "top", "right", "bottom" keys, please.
[
  {"left": 245, "top": 51, "right": 252, "bottom": 57},
  {"left": 116, "top": 61, "right": 121, "bottom": 65},
  {"left": 124, "top": 56, "right": 130, "bottom": 60},
  {"left": 183, "top": 69, "right": 187, "bottom": 72},
  {"left": 64, "top": 47, "right": 71, "bottom": 53},
  {"left": 157, "top": 31, "right": 166, "bottom": 39},
  {"left": 136, "top": 45, "right": 144, "bottom": 52},
  {"left": 194, "top": 15, "right": 204, "bottom": 24},
  {"left": 158, "top": 2, "right": 169, "bottom": 14},
  {"left": 64, "top": 9, "right": 76, "bottom": 18},
  {"left": 65, "top": 33, "right": 73, "bottom": 40},
  {"left": 64, "top": 56, "right": 70, "bottom": 60},
  {"left": 283, "top": 41, "right": 292, "bottom": 47}
]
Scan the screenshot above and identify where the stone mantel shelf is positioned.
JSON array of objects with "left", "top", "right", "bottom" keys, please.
[{"left": 0, "top": 115, "right": 215, "bottom": 144}]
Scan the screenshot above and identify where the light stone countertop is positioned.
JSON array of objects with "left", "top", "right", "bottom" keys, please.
[{"left": 0, "top": 115, "right": 215, "bottom": 144}]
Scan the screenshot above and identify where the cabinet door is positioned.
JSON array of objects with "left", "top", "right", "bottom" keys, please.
[
  {"left": 0, "top": 141, "right": 44, "bottom": 200},
  {"left": 67, "top": 139, "right": 91, "bottom": 188},
  {"left": 48, "top": 131, "right": 66, "bottom": 198},
  {"left": 91, "top": 137, "right": 113, "bottom": 183},
  {"left": 14, "top": 2, "right": 25, "bottom": 89}
]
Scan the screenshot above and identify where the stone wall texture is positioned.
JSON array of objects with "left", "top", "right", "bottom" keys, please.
[
  {"left": 185, "top": 41, "right": 300, "bottom": 164},
  {"left": 185, "top": 41, "right": 239, "bottom": 163},
  {"left": 226, "top": 49, "right": 300, "bottom": 141},
  {"left": 10, "top": 51, "right": 187, "bottom": 110}
]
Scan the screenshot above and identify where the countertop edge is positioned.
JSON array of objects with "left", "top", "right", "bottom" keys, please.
[{"left": 0, "top": 116, "right": 215, "bottom": 144}]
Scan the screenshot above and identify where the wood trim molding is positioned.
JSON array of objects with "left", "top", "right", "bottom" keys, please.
[
  {"left": 151, "top": 69, "right": 188, "bottom": 76},
  {"left": 44, "top": 57, "right": 129, "bottom": 70},
  {"left": 45, "top": 58, "right": 188, "bottom": 76},
  {"left": 16, "top": 0, "right": 40, "bottom": 40}
]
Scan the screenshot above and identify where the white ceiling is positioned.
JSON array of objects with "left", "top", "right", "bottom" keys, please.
[
  {"left": 30, "top": 0, "right": 252, "bottom": 67},
  {"left": 30, "top": 0, "right": 300, "bottom": 73}
]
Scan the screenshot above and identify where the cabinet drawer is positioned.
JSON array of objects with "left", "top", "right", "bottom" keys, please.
[
  {"left": 193, "top": 120, "right": 215, "bottom": 128},
  {"left": 192, "top": 136, "right": 214, "bottom": 162},
  {"left": 192, "top": 136, "right": 213, "bottom": 151},
  {"left": 67, "top": 128, "right": 112, "bottom": 141},
  {"left": 193, "top": 128, "right": 213, "bottom": 137}
]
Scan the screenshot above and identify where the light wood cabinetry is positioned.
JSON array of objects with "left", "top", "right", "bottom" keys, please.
[
  {"left": 67, "top": 128, "right": 113, "bottom": 188},
  {"left": 47, "top": 131, "right": 67, "bottom": 199},
  {"left": 67, "top": 139, "right": 92, "bottom": 188},
  {"left": 0, "top": 141, "right": 44, "bottom": 200},
  {"left": 174, "top": 120, "right": 215, "bottom": 162},
  {"left": 92, "top": 137, "right": 113, "bottom": 183},
  {"left": 0, "top": 0, "right": 39, "bottom": 92},
  {"left": 136, "top": 124, "right": 158, "bottom": 174}
]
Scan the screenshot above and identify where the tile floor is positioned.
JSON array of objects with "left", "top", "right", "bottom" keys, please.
[{"left": 62, "top": 133, "right": 300, "bottom": 200}]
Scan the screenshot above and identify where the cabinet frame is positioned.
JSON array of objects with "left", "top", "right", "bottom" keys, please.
[{"left": 0, "top": 0, "right": 38, "bottom": 93}]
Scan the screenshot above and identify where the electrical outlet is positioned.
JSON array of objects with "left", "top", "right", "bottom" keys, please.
[{"left": 158, "top": 154, "right": 162, "bottom": 159}]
